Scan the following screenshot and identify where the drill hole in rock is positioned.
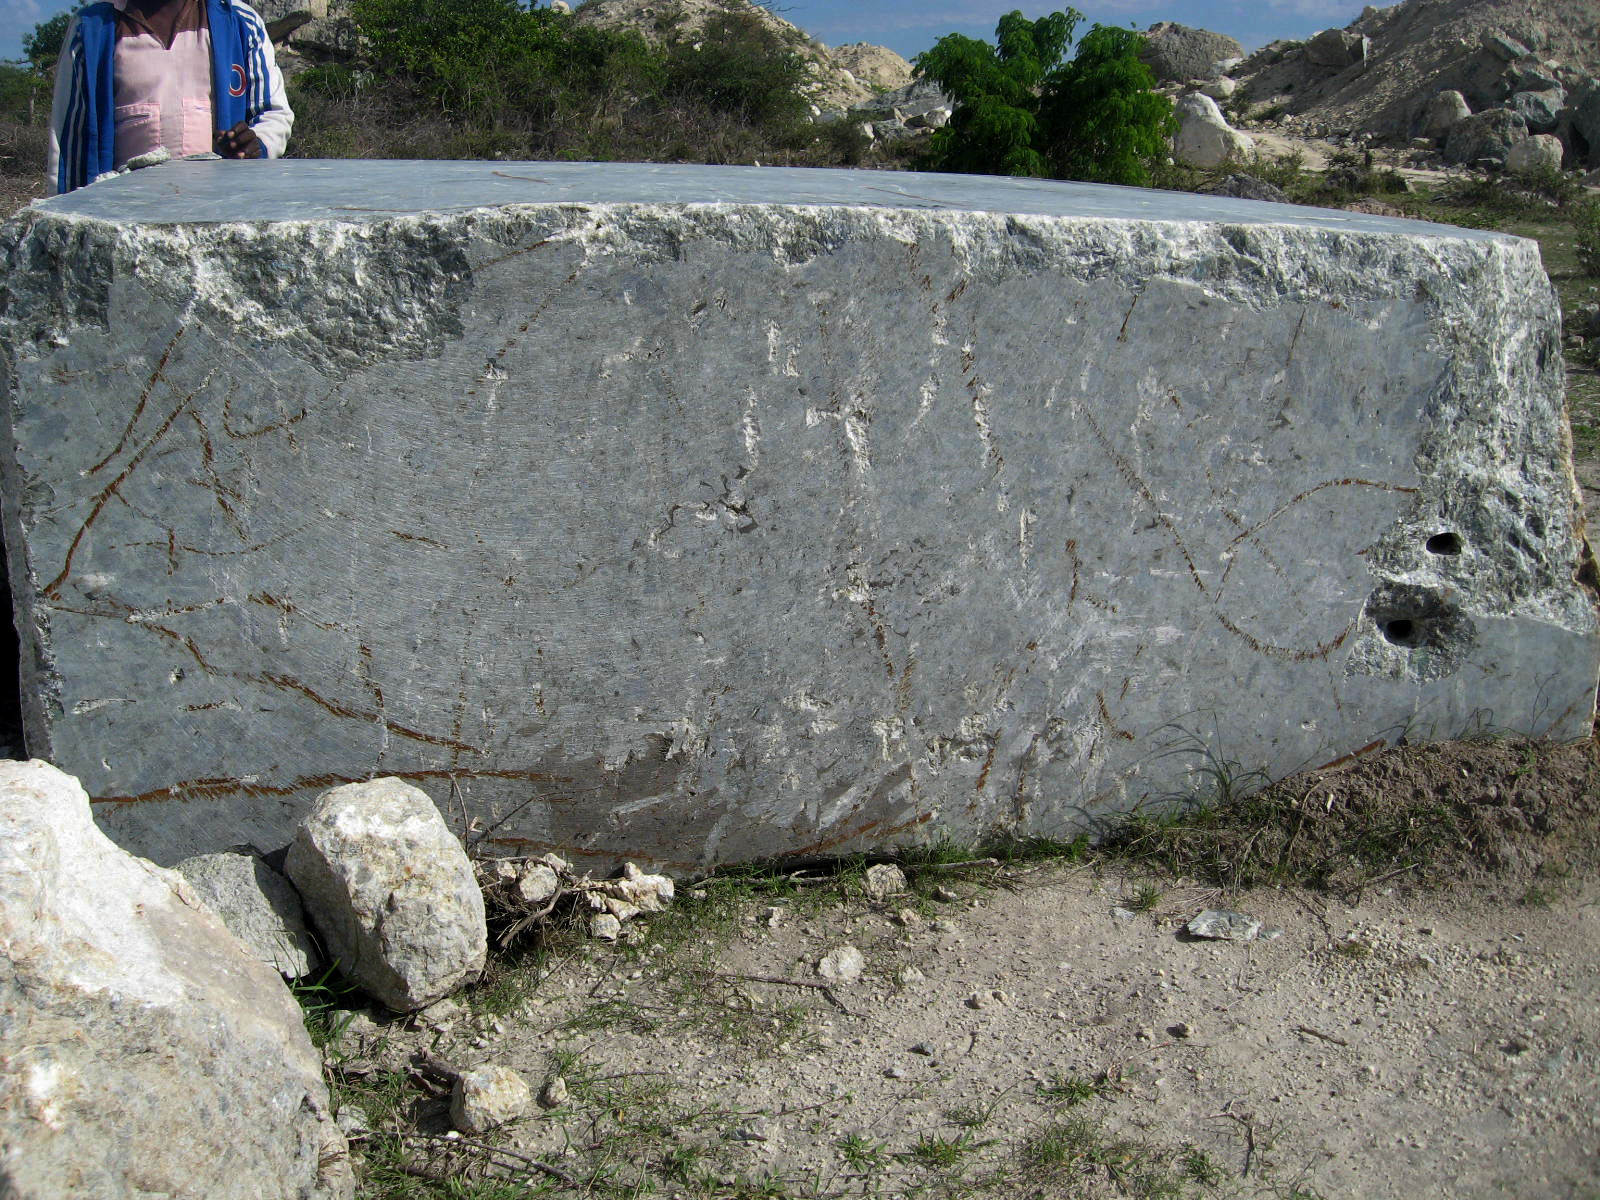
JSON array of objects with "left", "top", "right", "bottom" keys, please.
[
  {"left": 1382, "top": 618, "right": 1420, "bottom": 646},
  {"left": 1362, "top": 582, "right": 1478, "bottom": 680},
  {"left": 1426, "top": 532, "right": 1464, "bottom": 556}
]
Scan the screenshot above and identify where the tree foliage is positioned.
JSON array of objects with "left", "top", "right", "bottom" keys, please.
[
  {"left": 916, "top": 9, "right": 1176, "bottom": 186},
  {"left": 22, "top": 11, "right": 75, "bottom": 74},
  {"left": 351, "top": 0, "right": 661, "bottom": 126}
]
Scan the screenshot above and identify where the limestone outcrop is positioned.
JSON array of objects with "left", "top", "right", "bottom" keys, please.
[
  {"left": 1, "top": 161, "right": 1595, "bottom": 873},
  {"left": 0, "top": 760, "right": 350, "bottom": 1198},
  {"left": 1139, "top": 22, "right": 1244, "bottom": 84}
]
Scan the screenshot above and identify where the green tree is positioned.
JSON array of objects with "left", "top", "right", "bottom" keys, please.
[
  {"left": 916, "top": 9, "right": 1175, "bottom": 187},
  {"left": 351, "top": 0, "right": 660, "bottom": 128},
  {"left": 1038, "top": 25, "right": 1176, "bottom": 186},
  {"left": 915, "top": 9, "right": 1078, "bottom": 177},
  {"left": 23, "top": 10, "right": 76, "bottom": 74}
]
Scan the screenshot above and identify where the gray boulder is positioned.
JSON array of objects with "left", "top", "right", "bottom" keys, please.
[
  {"left": 1507, "top": 62, "right": 1562, "bottom": 95},
  {"left": 1512, "top": 87, "right": 1565, "bottom": 132},
  {"left": 1305, "top": 29, "right": 1369, "bottom": 71},
  {"left": 286, "top": 778, "right": 486, "bottom": 1012},
  {"left": 1201, "top": 173, "right": 1290, "bottom": 204},
  {"left": 175, "top": 847, "right": 323, "bottom": 978},
  {"left": 1505, "top": 133, "right": 1564, "bottom": 173},
  {"left": 1418, "top": 90, "right": 1472, "bottom": 140},
  {"left": 1562, "top": 83, "right": 1600, "bottom": 167},
  {"left": 1139, "top": 22, "right": 1243, "bottom": 84},
  {"left": 1443, "top": 107, "right": 1529, "bottom": 165},
  {"left": 0, "top": 760, "right": 350, "bottom": 1199},
  {"left": 1479, "top": 30, "right": 1531, "bottom": 62}
]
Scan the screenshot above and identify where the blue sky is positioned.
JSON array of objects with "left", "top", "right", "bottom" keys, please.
[{"left": 0, "top": 0, "right": 1376, "bottom": 65}]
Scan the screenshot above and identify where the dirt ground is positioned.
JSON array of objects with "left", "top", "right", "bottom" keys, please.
[{"left": 329, "top": 740, "right": 1600, "bottom": 1200}]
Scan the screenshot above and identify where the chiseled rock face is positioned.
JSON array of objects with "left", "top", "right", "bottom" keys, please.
[
  {"left": 285, "top": 778, "right": 485, "bottom": 1011},
  {"left": 175, "top": 847, "right": 323, "bottom": 978},
  {"left": 0, "top": 161, "right": 1596, "bottom": 875},
  {"left": 0, "top": 760, "right": 350, "bottom": 1200}
]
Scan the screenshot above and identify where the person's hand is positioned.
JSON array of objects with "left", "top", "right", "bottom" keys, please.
[{"left": 215, "top": 121, "right": 262, "bottom": 160}]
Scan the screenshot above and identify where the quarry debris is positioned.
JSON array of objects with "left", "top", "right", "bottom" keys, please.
[
  {"left": 285, "top": 778, "right": 487, "bottom": 1012},
  {"left": 174, "top": 845, "right": 322, "bottom": 978},
  {"left": 818, "top": 945, "right": 866, "bottom": 983},
  {"left": 450, "top": 1065, "right": 533, "bottom": 1136},
  {"left": 1186, "top": 909, "right": 1266, "bottom": 942},
  {"left": 0, "top": 760, "right": 351, "bottom": 1199}
]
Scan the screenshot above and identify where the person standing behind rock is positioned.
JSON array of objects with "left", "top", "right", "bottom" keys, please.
[{"left": 45, "top": 0, "right": 293, "bottom": 195}]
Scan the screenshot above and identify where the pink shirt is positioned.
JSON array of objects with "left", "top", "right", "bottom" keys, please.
[{"left": 112, "top": 25, "right": 216, "bottom": 165}]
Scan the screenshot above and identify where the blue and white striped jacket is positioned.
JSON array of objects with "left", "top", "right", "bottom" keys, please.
[{"left": 47, "top": 0, "right": 294, "bottom": 195}]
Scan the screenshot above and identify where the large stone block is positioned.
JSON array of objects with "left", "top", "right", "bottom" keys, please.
[{"left": 0, "top": 161, "right": 1595, "bottom": 872}]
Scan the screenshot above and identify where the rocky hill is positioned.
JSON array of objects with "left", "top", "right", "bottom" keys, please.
[
  {"left": 1232, "top": 0, "right": 1600, "bottom": 141},
  {"left": 571, "top": 0, "right": 911, "bottom": 110}
]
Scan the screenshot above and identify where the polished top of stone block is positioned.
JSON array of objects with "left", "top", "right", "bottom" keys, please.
[{"left": 31, "top": 159, "right": 1500, "bottom": 241}]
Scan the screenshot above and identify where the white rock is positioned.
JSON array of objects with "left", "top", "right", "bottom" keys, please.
[
  {"left": 817, "top": 944, "right": 865, "bottom": 983},
  {"left": 1186, "top": 909, "right": 1264, "bottom": 942},
  {"left": 603, "top": 896, "right": 643, "bottom": 921},
  {"left": 0, "top": 761, "right": 350, "bottom": 1199},
  {"left": 590, "top": 912, "right": 622, "bottom": 941},
  {"left": 175, "top": 847, "right": 322, "bottom": 978},
  {"left": 515, "top": 862, "right": 561, "bottom": 905},
  {"left": 286, "top": 778, "right": 486, "bottom": 1012},
  {"left": 1173, "top": 93, "right": 1254, "bottom": 169},
  {"left": 863, "top": 862, "right": 908, "bottom": 899},
  {"left": 599, "top": 862, "right": 675, "bottom": 913},
  {"left": 1199, "top": 77, "right": 1237, "bottom": 100},
  {"left": 450, "top": 1065, "right": 532, "bottom": 1134},
  {"left": 1506, "top": 133, "right": 1564, "bottom": 174}
]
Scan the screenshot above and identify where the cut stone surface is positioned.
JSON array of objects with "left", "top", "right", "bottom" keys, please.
[
  {"left": 285, "top": 778, "right": 485, "bottom": 1011},
  {"left": 175, "top": 846, "right": 323, "bottom": 978},
  {"left": 0, "top": 160, "right": 1596, "bottom": 873},
  {"left": 0, "top": 760, "right": 349, "bottom": 1199}
]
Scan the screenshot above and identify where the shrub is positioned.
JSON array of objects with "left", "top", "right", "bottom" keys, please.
[
  {"left": 663, "top": 10, "right": 812, "bottom": 128},
  {"left": 1574, "top": 200, "right": 1600, "bottom": 276}
]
